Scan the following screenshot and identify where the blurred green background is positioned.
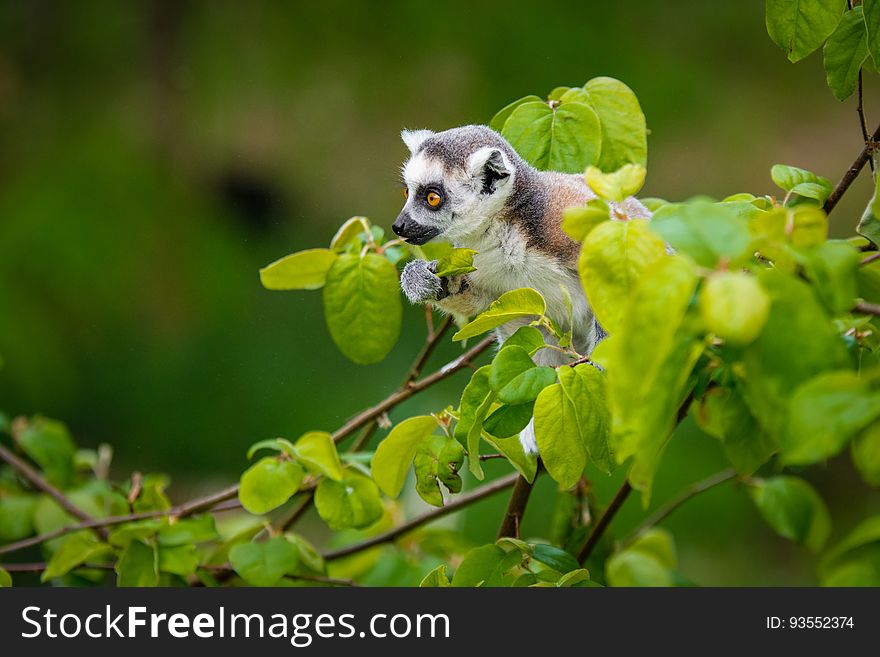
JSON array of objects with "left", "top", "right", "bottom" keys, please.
[{"left": 2, "top": 0, "right": 879, "bottom": 585}]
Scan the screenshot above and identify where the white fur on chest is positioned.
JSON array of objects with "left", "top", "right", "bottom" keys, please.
[{"left": 457, "top": 223, "right": 592, "bottom": 338}]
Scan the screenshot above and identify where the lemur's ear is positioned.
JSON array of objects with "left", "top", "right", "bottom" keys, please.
[
  {"left": 401, "top": 129, "right": 434, "bottom": 154},
  {"left": 468, "top": 147, "right": 513, "bottom": 194}
]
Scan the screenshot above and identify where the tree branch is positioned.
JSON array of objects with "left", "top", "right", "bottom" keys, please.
[
  {"left": 0, "top": 442, "right": 108, "bottom": 540},
  {"left": 323, "top": 472, "right": 520, "bottom": 561},
  {"left": 823, "top": 120, "right": 880, "bottom": 216},
  {"left": 619, "top": 468, "right": 738, "bottom": 550},
  {"left": 496, "top": 475, "right": 535, "bottom": 539},
  {"left": 331, "top": 334, "right": 495, "bottom": 444}
]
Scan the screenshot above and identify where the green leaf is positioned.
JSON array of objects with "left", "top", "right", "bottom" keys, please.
[
  {"left": 858, "top": 167, "right": 880, "bottom": 247},
  {"left": 584, "top": 164, "right": 646, "bottom": 202},
  {"left": 413, "top": 434, "right": 465, "bottom": 507},
  {"left": 116, "top": 539, "right": 159, "bottom": 587},
  {"left": 489, "top": 345, "right": 536, "bottom": 391},
  {"left": 770, "top": 164, "right": 833, "bottom": 203},
  {"left": 157, "top": 515, "right": 219, "bottom": 547},
  {"left": 483, "top": 403, "right": 534, "bottom": 439},
  {"left": 497, "top": 366, "right": 556, "bottom": 405},
  {"left": 824, "top": 6, "right": 869, "bottom": 100},
  {"left": 602, "top": 256, "right": 702, "bottom": 500},
  {"left": 853, "top": 421, "right": 880, "bottom": 487},
  {"left": 453, "top": 288, "right": 546, "bottom": 341},
  {"left": 466, "top": 392, "right": 496, "bottom": 480},
  {"left": 694, "top": 387, "right": 776, "bottom": 475},
  {"left": 606, "top": 528, "right": 676, "bottom": 587},
  {"left": 578, "top": 219, "right": 667, "bottom": 335},
  {"left": 0, "top": 567, "right": 10, "bottom": 588},
  {"left": 533, "top": 383, "right": 586, "bottom": 489},
  {"left": 229, "top": 536, "right": 300, "bottom": 586},
  {"left": 434, "top": 248, "right": 478, "bottom": 277},
  {"left": 782, "top": 371, "right": 880, "bottom": 465},
  {"left": 532, "top": 543, "right": 580, "bottom": 574},
  {"left": 451, "top": 544, "right": 509, "bottom": 587},
  {"left": 582, "top": 77, "right": 648, "bottom": 172},
  {"left": 42, "top": 531, "right": 110, "bottom": 581},
  {"left": 483, "top": 432, "right": 538, "bottom": 483},
  {"left": 489, "top": 95, "right": 543, "bottom": 133},
  {"left": 650, "top": 201, "right": 752, "bottom": 268},
  {"left": 330, "top": 216, "right": 370, "bottom": 252},
  {"left": 738, "top": 270, "right": 851, "bottom": 438},
  {"left": 16, "top": 416, "right": 77, "bottom": 488},
  {"left": 0, "top": 494, "right": 37, "bottom": 542},
  {"left": 293, "top": 431, "right": 344, "bottom": 482},
  {"left": 371, "top": 415, "right": 438, "bottom": 498},
  {"left": 747, "top": 476, "right": 831, "bottom": 551},
  {"left": 314, "top": 472, "right": 383, "bottom": 530},
  {"left": 323, "top": 252, "right": 402, "bottom": 365},
  {"left": 802, "top": 240, "right": 862, "bottom": 314},
  {"left": 239, "top": 457, "right": 304, "bottom": 515},
  {"left": 819, "top": 515, "right": 880, "bottom": 584},
  {"left": 766, "top": 0, "right": 846, "bottom": 62},
  {"left": 501, "top": 325, "right": 547, "bottom": 355},
  {"left": 561, "top": 200, "right": 610, "bottom": 242},
  {"left": 454, "top": 366, "right": 492, "bottom": 444},
  {"left": 259, "top": 248, "right": 338, "bottom": 290},
  {"left": 700, "top": 272, "right": 771, "bottom": 346},
  {"left": 864, "top": 0, "right": 880, "bottom": 69},
  {"left": 500, "top": 100, "right": 602, "bottom": 173},
  {"left": 108, "top": 519, "right": 162, "bottom": 547},
  {"left": 420, "top": 563, "right": 452, "bottom": 587},
  {"left": 285, "top": 532, "right": 325, "bottom": 574},
  {"left": 158, "top": 544, "right": 200, "bottom": 577},
  {"left": 558, "top": 364, "right": 614, "bottom": 475}
]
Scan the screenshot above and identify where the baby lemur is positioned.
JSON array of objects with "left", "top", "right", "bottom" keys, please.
[{"left": 393, "top": 125, "right": 649, "bottom": 451}]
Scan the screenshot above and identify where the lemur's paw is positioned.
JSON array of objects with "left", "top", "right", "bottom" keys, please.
[{"left": 401, "top": 259, "right": 444, "bottom": 304}]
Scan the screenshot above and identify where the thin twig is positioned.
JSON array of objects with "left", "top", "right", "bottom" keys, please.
[
  {"left": 824, "top": 121, "right": 880, "bottom": 215},
  {"left": 576, "top": 480, "right": 632, "bottom": 564},
  {"left": 619, "top": 468, "right": 738, "bottom": 550},
  {"left": 862, "top": 252, "right": 880, "bottom": 266},
  {"left": 0, "top": 442, "right": 107, "bottom": 540},
  {"left": 855, "top": 300, "right": 880, "bottom": 316},
  {"left": 496, "top": 475, "right": 535, "bottom": 539},
  {"left": 331, "top": 335, "right": 495, "bottom": 444},
  {"left": 857, "top": 70, "right": 874, "bottom": 173},
  {"left": 279, "top": 490, "right": 315, "bottom": 533},
  {"left": 323, "top": 472, "right": 520, "bottom": 561}
]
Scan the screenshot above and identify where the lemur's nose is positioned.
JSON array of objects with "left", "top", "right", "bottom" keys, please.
[{"left": 391, "top": 212, "right": 409, "bottom": 237}]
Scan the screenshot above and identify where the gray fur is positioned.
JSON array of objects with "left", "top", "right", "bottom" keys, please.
[{"left": 400, "top": 259, "right": 443, "bottom": 304}]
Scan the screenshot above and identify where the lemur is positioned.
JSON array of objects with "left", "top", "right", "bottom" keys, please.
[{"left": 393, "top": 125, "right": 650, "bottom": 452}]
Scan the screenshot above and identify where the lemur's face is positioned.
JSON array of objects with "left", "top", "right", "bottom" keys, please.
[{"left": 393, "top": 128, "right": 516, "bottom": 245}]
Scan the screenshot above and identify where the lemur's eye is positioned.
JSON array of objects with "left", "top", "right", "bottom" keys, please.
[
  {"left": 403, "top": 187, "right": 409, "bottom": 199},
  {"left": 426, "top": 191, "right": 442, "bottom": 208}
]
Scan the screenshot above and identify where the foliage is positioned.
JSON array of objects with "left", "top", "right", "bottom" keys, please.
[{"left": 2, "top": 2, "right": 880, "bottom": 588}]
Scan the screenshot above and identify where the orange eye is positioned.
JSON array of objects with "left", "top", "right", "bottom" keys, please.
[
  {"left": 403, "top": 187, "right": 409, "bottom": 198},
  {"left": 426, "top": 191, "right": 442, "bottom": 208}
]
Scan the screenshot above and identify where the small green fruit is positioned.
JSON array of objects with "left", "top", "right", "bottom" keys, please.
[{"left": 700, "top": 272, "right": 770, "bottom": 346}]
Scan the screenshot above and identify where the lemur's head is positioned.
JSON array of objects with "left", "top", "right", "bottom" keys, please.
[{"left": 393, "top": 125, "right": 522, "bottom": 245}]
